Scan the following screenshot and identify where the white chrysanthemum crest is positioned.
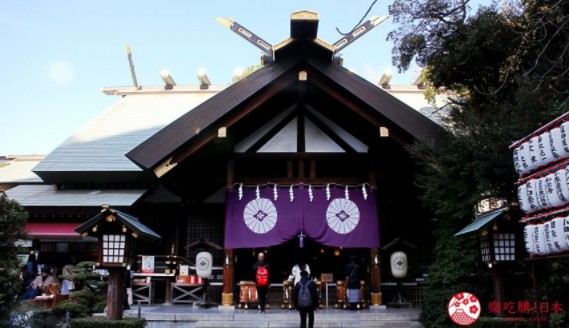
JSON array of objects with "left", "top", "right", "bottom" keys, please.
[{"left": 273, "top": 184, "right": 278, "bottom": 201}]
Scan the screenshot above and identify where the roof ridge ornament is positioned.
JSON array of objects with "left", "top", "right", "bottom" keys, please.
[
  {"left": 216, "top": 17, "right": 274, "bottom": 63},
  {"left": 332, "top": 15, "right": 388, "bottom": 53}
]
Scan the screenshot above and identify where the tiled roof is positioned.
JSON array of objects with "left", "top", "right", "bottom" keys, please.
[
  {"left": 33, "top": 91, "right": 221, "bottom": 178},
  {"left": 0, "top": 156, "right": 44, "bottom": 183},
  {"left": 76, "top": 207, "right": 160, "bottom": 240},
  {"left": 5, "top": 184, "right": 146, "bottom": 207}
]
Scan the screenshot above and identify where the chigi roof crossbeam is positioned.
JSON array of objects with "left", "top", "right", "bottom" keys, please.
[{"left": 216, "top": 10, "right": 388, "bottom": 63}]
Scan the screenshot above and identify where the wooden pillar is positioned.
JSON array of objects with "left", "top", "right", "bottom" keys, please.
[
  {"left": 493, "top": 268, "right": 505, "bottom": 318},
  {"left": 369, "top": 248, "right": 382, "bottom": 305},
  {"left": 106, "top": 267, "right": 125, "bottom": 320},
  {"left": 222, "top": 249, "right": 234, "bottom": 306}
]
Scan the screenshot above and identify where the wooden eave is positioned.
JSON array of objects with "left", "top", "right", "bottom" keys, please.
[
  {"left": 127, "top": 45, "right": 445, "bottom": 176},
  {"left": 126, "top": 55, "right": 301, "bottom": 171}
]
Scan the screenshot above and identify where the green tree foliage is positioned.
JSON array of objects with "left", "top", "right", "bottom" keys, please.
[
  {"left": 0, "top": 193, "right": 28, "bottom": 322},
  {"left": 389, "top": 0, "right": 569, "bottom": 326},
  {"left": 55, "top": 261, "right": 107, "bottom": 317}
]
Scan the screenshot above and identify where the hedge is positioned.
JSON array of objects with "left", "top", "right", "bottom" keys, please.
[{"left": 70, "top": 317, "right": 145, "bottom": 328}]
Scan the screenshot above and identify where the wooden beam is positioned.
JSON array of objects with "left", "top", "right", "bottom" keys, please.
[
  {"left": 304, "top": 110, "right": 357, "bottom": 153},
  {"left": 170, "top": 71, "right": 297, "bottom": 165},
  {"left": 245, "top": 109, "right": 297, "bottom": 153},
  {"left": 234, "top": 152, "right": 368, "bottom": 161},
  {"left": 310, "top": 160, "right": 316, "bottom": 179},
  {"left": 297, "top": 78, "right": 306, "bottom": 153},
  {"left": 238, "top": 177, "right": 366, "bottom": 185},
  {"left": 226, "top": 159, "right": 235, "bottom": 189},
  {"left": 307, "top": 69, "right": 410, "bottom": 147}
]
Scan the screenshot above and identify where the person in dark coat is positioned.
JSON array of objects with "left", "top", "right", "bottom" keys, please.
[
  {"left": 293, "top": 270, "right": 319, "bottom": 328},
  {"left": 345, "top": 255, "right": 361, "bottom": 310},
  {"left": 21, "top": 253, "right": 38, "bottom": 293},
  {"left": 251, "top": 252, "right": 271, "bottom": 313}
]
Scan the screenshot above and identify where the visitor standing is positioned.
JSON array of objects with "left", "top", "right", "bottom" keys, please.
[
  {"left": 21, "top": 253, "right": 37, "bottom": 293},
  {"left": 293, "top": 270, "right": 319, "bottom": 328},
  {"left": 289, "top": 258, "right": 310, "bottom": 286},
  {"left": 252, "top": 252, "right": 270, "bottom": 313},
  {"left": 345, "top": 255, "right": 361, "bottom": 310}
]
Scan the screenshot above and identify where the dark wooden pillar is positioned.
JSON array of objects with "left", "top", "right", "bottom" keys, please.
[
  {"left": 106, "top": 268, "right": 125, "bottom": 320},
  {"left": 493, "top": 268, "right": 505, "bottom": 317},
  {"left": 369, "top": 248, "right": 382, "bottom": 305},
  {"left": 222, "top": 249, "right": 234, "bottom": 306}
]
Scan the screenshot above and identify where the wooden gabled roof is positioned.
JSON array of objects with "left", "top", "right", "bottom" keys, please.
[{"left": 126, "top": 13, "right": 445, "bottom": 175}]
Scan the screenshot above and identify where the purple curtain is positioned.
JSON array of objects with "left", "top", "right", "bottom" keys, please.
[{"left": 224, "top": 185, "right": 380, "bottom": 248}]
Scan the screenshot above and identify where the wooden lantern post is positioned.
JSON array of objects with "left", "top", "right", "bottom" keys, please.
[{"left": 75, "top": 205, "right": 161, "bottom": 321}]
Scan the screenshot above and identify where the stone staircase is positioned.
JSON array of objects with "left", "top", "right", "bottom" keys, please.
[{"left": 127, "top": 306, "right": 424, "bottom": 328}]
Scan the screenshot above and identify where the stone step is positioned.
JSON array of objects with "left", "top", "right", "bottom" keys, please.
[
  {"left": 194, "top": 321, "right": 424, "bottom": 328},
  {"left": 128, "top": 306, "right": 423, "bottom": 328}
]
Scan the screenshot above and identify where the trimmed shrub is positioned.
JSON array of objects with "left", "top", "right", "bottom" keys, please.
[{"left": 70, "top": 316, "right": 145, "bottom": 328}]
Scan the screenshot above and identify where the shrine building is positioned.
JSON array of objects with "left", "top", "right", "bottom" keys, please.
[{"left": 5, "top": 11, "right": 445, "bottom": 306}]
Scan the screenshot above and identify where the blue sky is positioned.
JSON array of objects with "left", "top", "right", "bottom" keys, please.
[{"left": 0, "top": 1, "right": 487, "bottom": 155}]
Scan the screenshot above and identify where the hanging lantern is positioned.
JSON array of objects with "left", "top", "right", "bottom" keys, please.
[
  {"left": 533, "top": 224, "right": 548, "bottom": 255},
  {"left": 528, "top": 136, "right": 541, "bottom": 171},
  {"left": 518, "top": 184, "right": 531, "bottom": 213},
  {"left": 545, "top": 173, "right": 564, "bottom": 208},
  {"left": 536, "top": 177, "right": 552, "bottom": 209},
  {"left": 196, "top": 252, "right": 213, "bottom": 279},
  {"left": 524, "top": 224, "right": 536, "bottom": 255},
  {"left": 561, "top": 122, "right": 569, "bottom": 155},
  {"left": 555, "top": 166, "right": 569, "bottom": 205},
  {"left": 525, "top": 179, "right": 540, "bottom": 213},
  {"left": 538, "top": 131, "right": 555, "bottom": 166},
  {"left": 543, "top": 221, "right": 556, "bottom": 253},
  {"left": 518, "top": 141, "right": 531, "bottom": 174},
  {"left": 390, "top": 251, "right": 408, "bottom": 279},
  {"left": 549, "top": 127, "right": 569, "bottom": 160},
  {"left": 513, "top": 147, "right": 524, "bottom": 175},
  {"left": 548, "top": 217, "right": 569, "bottom": 252}
]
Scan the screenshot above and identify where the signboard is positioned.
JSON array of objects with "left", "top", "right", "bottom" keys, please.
[{"left": 141, "top": 256, "right": 155, "bottom": 273}]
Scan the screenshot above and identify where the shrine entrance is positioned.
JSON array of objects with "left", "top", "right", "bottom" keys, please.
[{"left": 233, "top": 238, "right": 369, "bottom": 285}]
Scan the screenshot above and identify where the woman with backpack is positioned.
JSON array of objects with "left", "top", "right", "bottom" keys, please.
[
  {"left": 252, "top": 252, "right": 271, "bottom": 313},
  {"left": 293, "top": 270, "right": 319, "bottom": 328}
]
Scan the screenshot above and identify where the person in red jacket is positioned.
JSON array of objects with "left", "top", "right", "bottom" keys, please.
[{"left": 251, "top": 252, "right": 270, "bottom": 313}]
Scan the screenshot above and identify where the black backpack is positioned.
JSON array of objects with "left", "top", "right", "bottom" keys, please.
[{"left": 298, "top": 280, "right": 313, "bottom": 308}]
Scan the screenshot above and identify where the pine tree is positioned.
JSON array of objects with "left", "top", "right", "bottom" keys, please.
[
  {"left": 0, "top": 194, "right": 28, "bottom": 321},
  {"left": 54, "top": 261, "right": 107, "bottom": 317}
]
